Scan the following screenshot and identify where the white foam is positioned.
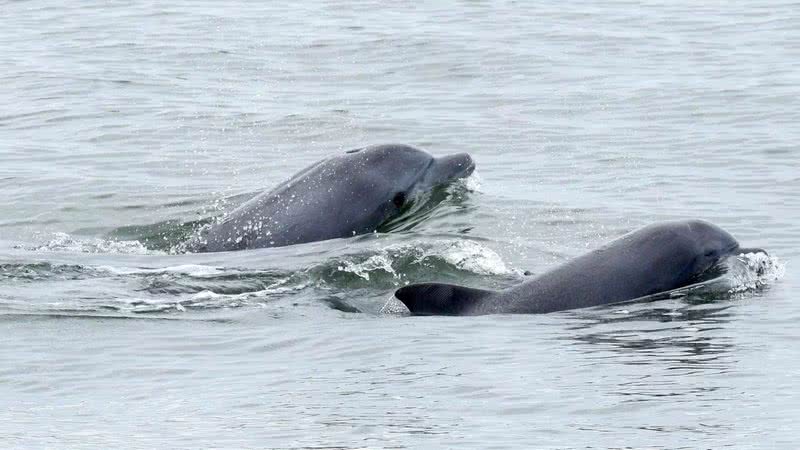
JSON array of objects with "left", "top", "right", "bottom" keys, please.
[
  {"left": 334, "top": 239, "right": 513, "bottom": 282},
  {"left": 337, "top": 253, "right": 397, "bottom": 281},
  {"left": 29, "top": 232, "right": 156, "bottom": 255},
  {"left": 92, "top": 277, "right": 305, "bottom": 313},
  {"left": 191, "top": 290, "right": 222, "bottom": 300},
  {"left": 726, "top": 251, "right": 785, "bottom": 293},
  {"left": 189, "top": 278, "right": 304, "bottom": 301},
  {"left": 438, "top": 240, "right": 512, "bottom": 275},
  {"left": 100, "top": 264, "right": 222, "bottom": 277}
]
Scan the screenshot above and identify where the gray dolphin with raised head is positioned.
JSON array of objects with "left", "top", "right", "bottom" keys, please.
[
  {"left": 187, "top": 144, "right": 475, "bottom": 252},
  {"left": 395, "top": 220, "right": 764, "bottom": 315}
]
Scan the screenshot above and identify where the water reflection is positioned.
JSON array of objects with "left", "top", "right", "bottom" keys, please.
[
  {"left": 555, "top": 296, "right": 740, "bottom": 419},
  {"left": 562, "top": 297, "right": 737, "bottom": 372}
]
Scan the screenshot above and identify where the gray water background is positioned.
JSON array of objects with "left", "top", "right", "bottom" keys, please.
[{"left": 1, "top": 1, "right": 798, "bottom": 448}]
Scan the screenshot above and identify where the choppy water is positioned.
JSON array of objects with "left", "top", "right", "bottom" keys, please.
[{"left": 1, "top": 1, "right": 798, "bottom": 448}]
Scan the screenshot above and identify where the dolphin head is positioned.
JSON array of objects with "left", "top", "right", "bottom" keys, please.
[
  {"left": 190, "top": 143, "right": 476, "bottom": 252},
  {"left": 684, "top": 220, "right": 741, "bottom": 279},
  {"left": 347, "top": 143, "right": 474, "bottom": 185},
  {"left": 341, "top": 144, "right": 475, "bottom": 220}
]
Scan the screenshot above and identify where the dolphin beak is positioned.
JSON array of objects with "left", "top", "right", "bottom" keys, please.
[{"left": 429, "top": 153, "right": 475, "bottom": 183}]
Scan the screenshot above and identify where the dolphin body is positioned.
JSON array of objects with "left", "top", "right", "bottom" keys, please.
[
  {"left": 187, "top": 144, "right": 475, "bottom": 252},
  {"left": 395, "top": 220, "right": 763, "bottom": 315}
]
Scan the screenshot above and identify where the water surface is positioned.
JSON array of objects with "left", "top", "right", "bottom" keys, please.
[{"left": 1, "top": 1, "right": 797, "bottom": 448}]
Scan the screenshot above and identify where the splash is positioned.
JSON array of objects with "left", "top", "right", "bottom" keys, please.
[
  {"left": 725, "top": 251, "right": 785, "bottom": 293},
  {"left": 459, "top": 171, "right": 483, "bottom": 192},
  {"left": 436, "top": 239, "right": 511, "bottom": 275},
  {"left": 657, "top": 250, "right": 783, "bottom": 300}
]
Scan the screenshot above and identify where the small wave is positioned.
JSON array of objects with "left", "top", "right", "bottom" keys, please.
[
  {"left": 0, "top": 262, "right": 101, "bottom": 282},
  {"left": 116, "top": 275, "right": 311, "bottom": 313},
  {"left": 336, "top": 239, "right": 512, "bottom": 280},
  {"left": 331, "top": 239, "right": 514, "bottom": 286},
  {"left": 2, "top": 235, "right": 515, "bottom": 315},
  {"left": 108, "top": 217, "right": 216, "bottom": 252},
  {"left": 123, "top": 239, "right": 515, "bottom": 312},
  {"left": 99, "top": 264, "right": 223, "bottom": 277},
  {"left": 121, "top": 287, "right": 307, "bottom": 314},
  {"left": 22, "top": 232, "right": 157, "bottom": 255}
]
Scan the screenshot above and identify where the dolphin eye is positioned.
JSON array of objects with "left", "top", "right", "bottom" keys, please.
[{"left": 392, "top": 192, "right": 406, "bottom": 208}]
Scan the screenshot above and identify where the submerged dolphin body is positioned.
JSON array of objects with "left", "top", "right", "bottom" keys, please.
[
  {"left": 395, "top": 220, "right": 763, "bottom": 315},
  {"left": 187, "top": 144, "right": 475, "bottom": 252}
]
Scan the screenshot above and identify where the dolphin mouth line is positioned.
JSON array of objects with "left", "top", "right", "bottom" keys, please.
[
  {"left": 735, "top": 246, "right": 768, "bottom": 256},
  {"left": 461, "top": 159, "right": 476, "bottom": 177}
]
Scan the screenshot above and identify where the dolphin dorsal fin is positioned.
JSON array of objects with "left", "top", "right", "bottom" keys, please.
[{"left": 394, "top": 283, "right": 493, "bottom": 315}]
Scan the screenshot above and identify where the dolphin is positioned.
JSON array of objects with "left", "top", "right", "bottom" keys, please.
[
  {"left": 186, "top": 144, "right": 475, "bottom": 252},
  {"left": 395, "top": 220, "right": 764, "bottom": 315}
]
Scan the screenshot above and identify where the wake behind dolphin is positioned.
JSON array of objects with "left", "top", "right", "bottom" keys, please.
[
  {"left": 395, "top": 220, "right": 766, "bottom": 315},
  {"left": 186, "top": 144, "right": 475, "bottom": 252}
]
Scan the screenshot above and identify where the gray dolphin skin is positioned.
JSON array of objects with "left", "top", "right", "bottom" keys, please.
[
  {"left": 395, "top": 220, "right": 762, "bottom": 315},
  {"left": 187, "top": 144, "right": 475, "bottom": 252}
]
